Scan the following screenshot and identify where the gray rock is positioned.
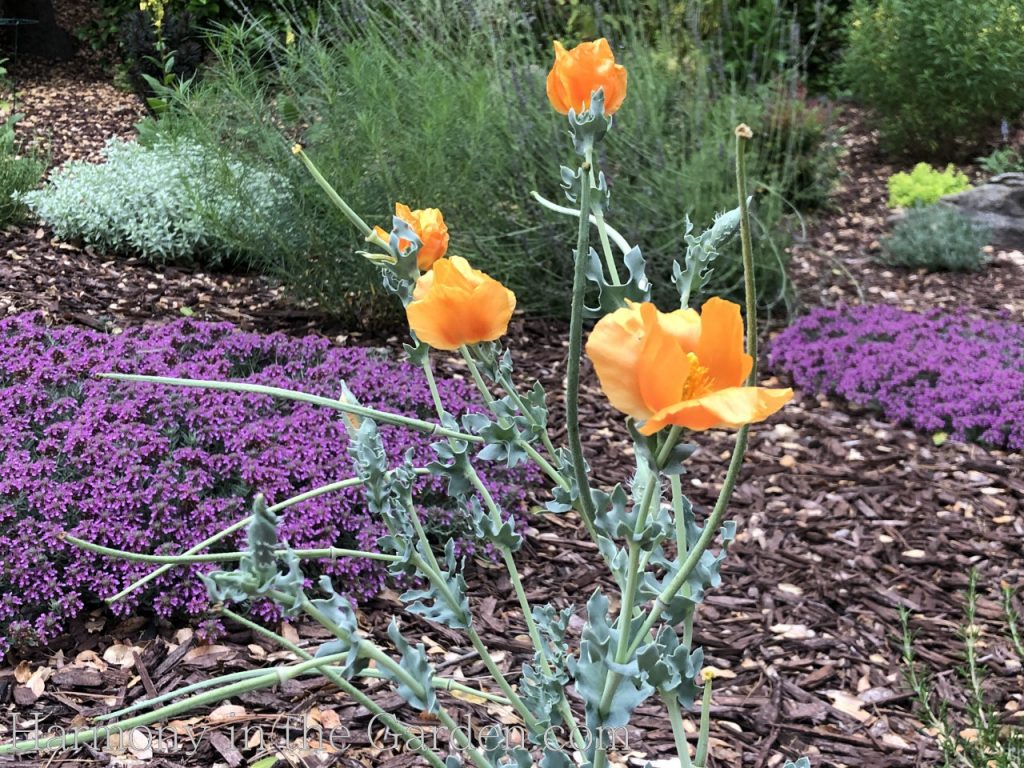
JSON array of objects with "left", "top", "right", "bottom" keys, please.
[{"left": 940, "top": 172, "right": 1024, "bottom": 250}]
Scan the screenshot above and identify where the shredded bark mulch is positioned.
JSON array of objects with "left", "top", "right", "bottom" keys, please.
[{"left": 0, "top": 55, "right": 1022, "bottom": 768}]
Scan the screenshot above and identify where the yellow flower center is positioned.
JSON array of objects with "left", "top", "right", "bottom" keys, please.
[{"left": 682, "top": 352, "right": 713, "bottom": 400}]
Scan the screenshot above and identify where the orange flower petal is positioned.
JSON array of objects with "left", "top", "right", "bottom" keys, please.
[
  {"left": 406, "top": 257, "right": 515, "bottom": 351},
  {"left": 637, "top": 303, "right": 690, "bottom": 413},
  {"left": 639, "top": 386, "right": 793, "bottom": 435},
  {"left": 546, "top": 38, "right": 627, "bottom": 115},
  {"left": 585, "top": 303, "right": 652, "bottom": 421},
  {"left": 696, "top": 297, "right": 752, "bottom": 388}
]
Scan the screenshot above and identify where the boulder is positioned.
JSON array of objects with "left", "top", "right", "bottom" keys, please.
[{"left": 940, "top": 172, "right": 1024, "bottom": 251}]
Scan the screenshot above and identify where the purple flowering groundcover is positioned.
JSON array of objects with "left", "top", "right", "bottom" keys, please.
[
  {"left": 0, "top": 313, "right": 531, "bottom": 662},
  {"left": 769, "top": 304, "right": 1024, "bottom": 451}
]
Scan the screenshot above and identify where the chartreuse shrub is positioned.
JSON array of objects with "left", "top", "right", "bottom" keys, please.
[
  {"left": 842, "top": 0, "right": 1024, "bottom": 157},
  {"left": 21, "top": 138, "right": 294, "bottom": 268},
  {"left": 0, "top": 39, "right": 811, "bottom": 768},
  {"left": 771, "top": 304, "right": 1024, "bottom": 449},
  {"left": 887, "top": 163, "right": 971, "bottom": 208},
  {"left": 901, "top": 571, "right": 1024, "bottom": 767},
  {"left": 880, "top": 205, "right": 990, "bottom": 272},
  {"left": 0, "top": 314, "right": 527, "bottom": 660},
  {"left": 138, "top": 0, "right": 839, "bottom": 322}
]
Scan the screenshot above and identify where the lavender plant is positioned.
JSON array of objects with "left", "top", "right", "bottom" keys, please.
[
  {"left": 770, "top": 304, "right": 1024, "bottom": 449},
  {"left": 1, "top": 41, "right": 807, "bottom": 768}
]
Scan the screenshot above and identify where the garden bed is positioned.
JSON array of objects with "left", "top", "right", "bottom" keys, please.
[{"left": 0, "top": 38, "right": 1022, "bottom": 768}]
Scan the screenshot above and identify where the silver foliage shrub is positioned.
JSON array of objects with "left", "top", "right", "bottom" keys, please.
[{"left": 22, "top": 138, "right": 294, "bottom": 267}]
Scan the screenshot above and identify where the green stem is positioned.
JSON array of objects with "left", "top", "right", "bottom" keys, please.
[
  {"left": 530, "top": 191, "right": 633, "bottom": 255},
  {"left": 65, "top": 535, "right": 402, "bottom": 565},
  {"left": 421, "top": 354, "right": 585, "bottom": 750},
  {"left": 587, "top": 151, "right": 622, "bottom": 285},
  {"left": 293, "top": 146, "right": 373, "bottom": 238},
  {"left": 106, "top": 475, "right": 379, "bottom": 604},
  {"left": 664, "top": 693, "right": 693, "bottom": 768},
  {"left": 460, "top": 347, "right": 567, "bottom": 490},
  {"left": 0, "top": 652, "right": 351, "bottom": 757},
  {"left": 566, "top": 151, "right": 598, "bottom": 534},
  {"left": 735, "top": 127, "right": 758, "bottom": 384},
  {"left": 460, "top": 346, "right": 495, "bottom": 405},
  {"left": 671, "top": 474, "right": 696, "bottom": 649},
  {"left": 100, "top": 374, "right": 483, "bottom": 443},
  {"left": 594, "top": 431, "right": 678, "bottom": 740},
  {"left": 300, "top": 597, "right": 493, "bottom": 768},
  {"left": 695, "top": 676, "right": 714, "bottom": 767},
  {"left": 624, "top": 125, "right": 760, "bottom": 662}
]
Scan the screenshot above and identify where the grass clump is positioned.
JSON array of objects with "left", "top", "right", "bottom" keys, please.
[
  {"left": 880, "top": 205, "right": 989, "bottom": 273},
  {"left": 139, "top": 0, "right": 838, "bottom": 325},
  {"left": 900, "top": 570, "right": 1024, "bottom": 767}
]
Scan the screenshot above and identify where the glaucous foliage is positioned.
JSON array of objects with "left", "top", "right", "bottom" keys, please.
[
  {"left": 0, "top": 314, "right": 530, "bottom": 660},
  {"left": 21, "top": 138, "right": 294, "bottom": 268},
  {"left": 771, "top": 304, "right": 1024, "bottom": 449},
  {"left": 879, "top": 205, "right": 990, "bottom": 272}
]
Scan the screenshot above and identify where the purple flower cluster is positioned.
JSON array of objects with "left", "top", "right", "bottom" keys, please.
[
  {"left": 0, "top": 314, "right": 533, "bottom": 660},
  {"left": 770, "top": 304, "right": 1024, "bottom": 450}
]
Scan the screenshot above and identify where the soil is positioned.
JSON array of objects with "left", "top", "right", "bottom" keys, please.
[{"left": 0, "top": 22, "right": 1022, "bottom": 768}]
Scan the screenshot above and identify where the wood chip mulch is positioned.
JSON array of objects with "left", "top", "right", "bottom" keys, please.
[{"left": 0, "top": 55, "right": 1022, "bottom": 768}]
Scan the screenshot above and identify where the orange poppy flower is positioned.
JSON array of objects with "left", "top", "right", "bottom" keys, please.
[
  {"left": 546, "top": 38, "right": 628, "bottom": 116},
  {"left": 585, "top": 298, "right": 792, "bottom": 435},
  {"left": 373, "top": 203, "right": 449, "bottom": 271},
  {"left": 406, "top": 257, "right": 516, "bottom": 351}
]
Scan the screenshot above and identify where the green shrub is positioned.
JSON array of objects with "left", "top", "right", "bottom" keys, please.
[
  {"left": 531, "top": 1, "right": 851, "bottom": 93},
  {"left": 139, "top": 0, "right": 839, "bottom": 325},
  {"left": 887, "top": 163, "right": 971, "bottom": 208},
  {"left": 0, "top": 116, "right": 45, "bottom": 226},
  {"left": 879, "top": 205, "right": 989, "bottom": 272},
  {"left": 842, "top": 0, "right": 1024, "bottom": 158},
  {"left": 977, "top": 146, "right": 1024, "bottom": 176},
  {"left": 22, "top": 138, "right": 294, "bottom": 268}
]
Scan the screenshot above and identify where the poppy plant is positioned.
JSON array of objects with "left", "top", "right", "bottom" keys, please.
[
  {"left": 586, "top": 298, "right": 792, "bottom": 434},
  {"left": 546, "top": 38, "right": 628, "bottom": 116},
  {"left": 373, "top": 203, "right": 449, "bottom": 271},
  {"left": 405, "top": 256, "right": 516, "bottom": 351}
]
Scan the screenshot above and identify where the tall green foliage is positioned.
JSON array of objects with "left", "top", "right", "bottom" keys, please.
[
  {"left": 141, "top": 0, "right": 835, "bottom": 325},
  {"left": 842, "top": 0, "right": 1024, "bottom": 158}
]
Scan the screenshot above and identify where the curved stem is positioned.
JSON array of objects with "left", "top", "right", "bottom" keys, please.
[
  {"left": 530, "top": 191, "right": 633, "bottom": 255},
  {"left": 460, "top": 347, "right": 566, "bottom": 489},
  {"left": 293, "top": 145, "right": 373, "bottom": 238},
  {"left": 99, "top": 374, "right": 483, "bottom": 444},
  {"left": 106, "top": 475, "right": 380, "bottom": 604},
  {"left": 300, "top": 596, "right": 493, "bottom": 768},
  {"left": 421, "top": 354, "right": 585, "bottom": 750},
  {"left": 65, "top": 534, "right": 402, "bottom": 564},
  {"left": 624, "top": 124, "right": 760, "bottom": 662},
  {"left": 0, "top": 652, "right": 351, "bottom": 757}
]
